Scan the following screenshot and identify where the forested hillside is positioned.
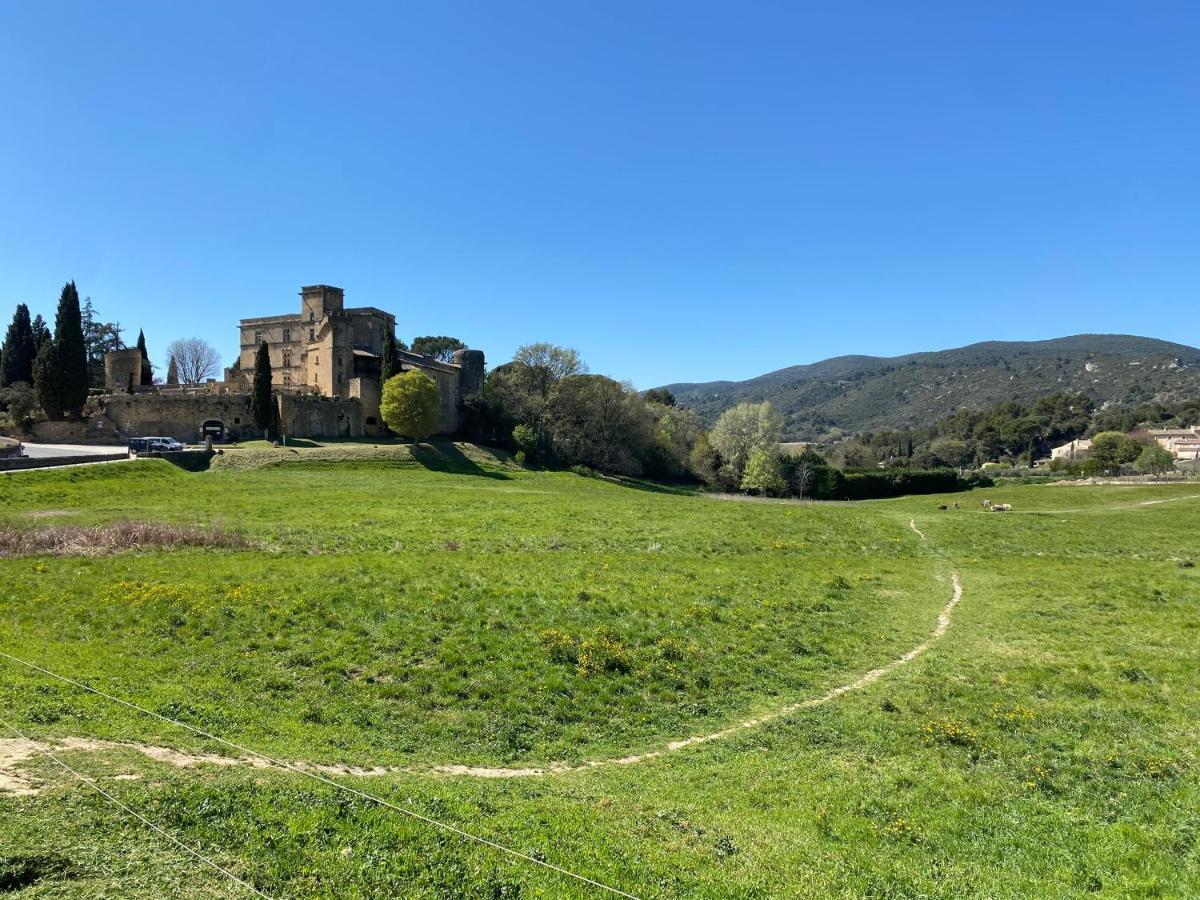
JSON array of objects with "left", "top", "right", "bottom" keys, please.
[{"left": 660, "top": 335, "right": 1200, "bottom": 441}]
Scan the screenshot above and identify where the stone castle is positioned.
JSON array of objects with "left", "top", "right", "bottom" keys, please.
[{"left": 95, "top": 284, "right": 484, "bottom": 443}]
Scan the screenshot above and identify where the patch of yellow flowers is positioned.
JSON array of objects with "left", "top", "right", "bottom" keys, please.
[{"left": 921, "top": 716, "right": 982, "bottom": 749}]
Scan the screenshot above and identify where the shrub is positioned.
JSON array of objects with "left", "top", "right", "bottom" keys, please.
[
  {"left": 538, "top": 629, "right": 578, "bottom": 665},
  {"left": 576, "top": 628, "right": 632, "bottom": 676}
]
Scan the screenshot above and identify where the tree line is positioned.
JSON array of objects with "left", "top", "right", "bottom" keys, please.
[{"left": 0, "top": 282, "right": 225, "bottom": 428}]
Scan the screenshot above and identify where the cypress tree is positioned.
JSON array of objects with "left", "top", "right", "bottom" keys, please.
[
  {"left": 136, "top": 329, "right": 153, "bottom": 385},
  {"left": 31, "top": 314, "right": 49, "bottom": 349},
  {"left": 250, "top": 341, "right": 273, "bottom": 439},
  {"left": 33, "top": 339, "right": 65, "bottom": 420},
  {"left": 1, "top": 303, "right": 36, "bottom": 386},
  {"left": 381, "top": 329, "right": 400, "bottom": 382},
  {"left": 166, "top": 355, "right": 179, "bottom": 385},
  {"left": 52, "top": 281, "right": 89, "bottom": 416}
]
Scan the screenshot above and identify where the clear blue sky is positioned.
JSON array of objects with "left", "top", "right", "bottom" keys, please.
[{"left": 2, "top": 2, "right": 1197, "bottom": 388}]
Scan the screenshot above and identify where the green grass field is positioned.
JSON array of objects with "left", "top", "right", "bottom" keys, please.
[{"left": 1, "top": 445, "right": 1198, "bottom": 897}]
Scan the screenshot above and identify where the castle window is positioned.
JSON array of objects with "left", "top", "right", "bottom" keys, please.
[
  {"left": 254, "top": 330, "right": 263, "bottom": 344},
  {"left": 282, "top": 373, "right": 292, "bottom": 385},
  {"left": 309, "top": 328, "right": 315, "bottom": 341},
  {"left": 309, "top": 311, "right": 315, "bottom": 322},
  {"left": 337, "top": 374, "right": 342, "bottom": 384},
  {"left": 282, "top": 351, "right": 292, "bottom": 367},
  {"left": 283, "top": 328, "right": 291, "bottom": 342}
]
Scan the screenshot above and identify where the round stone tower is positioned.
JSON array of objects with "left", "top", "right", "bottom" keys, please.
[{"left": 451, "top": 348, "right": 485, "bottom": 398}]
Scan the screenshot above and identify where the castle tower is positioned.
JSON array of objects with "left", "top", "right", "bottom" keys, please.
[
  {"left": 300, "top": 285, "right": 344, "bottom": 325},
  {"left": 452, "top": 348, "right": 485, "bottom": 398}
]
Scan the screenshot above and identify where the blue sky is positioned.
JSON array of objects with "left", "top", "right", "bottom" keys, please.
[{"left": 1, "top": 2, "right": 1197, "bottom": 388}]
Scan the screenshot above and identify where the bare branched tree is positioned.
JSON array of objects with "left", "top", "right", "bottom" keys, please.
[{"left": 165, "top": 338, "right": 221, "bottom": 385}]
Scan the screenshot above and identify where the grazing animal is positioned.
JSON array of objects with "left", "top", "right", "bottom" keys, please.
[
  {"left": 992, "top": 503, "right": 1013, "bottom": 512},
  {"left": 938, "top": 504, "right": 948, "bottom": 511},
  {"left": 982, "top": 499, "right": 993, "bottom": 508}
]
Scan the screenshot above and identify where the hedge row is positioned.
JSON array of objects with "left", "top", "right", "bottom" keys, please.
[
  {"left": 839, "top": 467, "right": 989, "bottom": 500},
  {"left": 779, "top": 459, "right": 989, "bottom": 500}
]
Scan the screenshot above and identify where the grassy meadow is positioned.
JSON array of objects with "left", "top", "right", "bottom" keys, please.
[{"left": 1, "top": 444, "right": 1197, "bottom": 897}]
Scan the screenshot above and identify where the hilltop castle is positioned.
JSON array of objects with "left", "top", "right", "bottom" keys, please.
[{"left": 97, "top": 284, "right": 484, "bottom": 443}]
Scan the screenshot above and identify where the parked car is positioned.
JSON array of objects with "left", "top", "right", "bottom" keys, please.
[{"left": 128, "top": 437, "right": 186, "bottom": 456}]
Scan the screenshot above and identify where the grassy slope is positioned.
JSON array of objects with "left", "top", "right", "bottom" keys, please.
[{"left": 1, "top": 450, "right": 1198, "bottom": 897}]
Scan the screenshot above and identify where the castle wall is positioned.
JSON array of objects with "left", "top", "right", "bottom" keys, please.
[
  {"left": 94, "top": 394, "right": 257, "bottom": 442},
  {"left": 276, "top": 395, "right": 366, "bottom": 439}
]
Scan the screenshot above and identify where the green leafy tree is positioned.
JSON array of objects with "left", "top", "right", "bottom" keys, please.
[
  {"left": 52, "top": 281, "right": 89, "bottom": 416},
  {"left": 547, "top": 374, "right": 655, "bottom": 475},
  {"left": 80, "top": 298, "right": 124, "bottom": 388},
  {"left": 0, "top": 381, "right": 36, "bottom": 429},
  {"left": 1089, "top": 431, "right": 1141, "bottom": 473},
  {"left": 411, "top": 335, "right": 465, "bottom": 363},
  {"left": 380, "top": 329, "right": 401, "bottom": 382},
  {"left": 741, "top": 448, "right": 787, "bottom": 496},
  {"left": 709, "top": 401, "right": 783, "bottom": 482},
  {"left": 33, "top": 339, "right": 65, "bottom": 420},
  {"left": 644, "top": 387, "right": 676, "bottom": 407},
  {"left": 135, "top": 329, "right": 153, "bottom": 385},
  {"left": 1134, "top": 443, "right": 1174, "bottom": 476},
  {"left": 513, "top": 343, "right": 586, "bottom": 392},
  {"left": 644, "top": 403, "right": 702, "bottom": 480},
  {"left": 380, "top": 370, "right": 441, "bottom": 441},
  {"left": 1, "top": 304, "right": 37, "bottom": 387},
  {"left": 688, "top": 431, "right": 723, "bottom": 488},
  {"left": 250, "top": 342, "right": 273, "bottom": 438},
  {"left": 488, "top": 343, "right": 588, "bottom": 453}
]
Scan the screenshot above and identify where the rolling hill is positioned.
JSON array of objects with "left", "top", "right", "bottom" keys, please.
[{"left": 659, "top": 334, "right": 1200, "bottom": 441}]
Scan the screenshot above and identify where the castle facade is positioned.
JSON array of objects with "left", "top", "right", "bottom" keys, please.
[{"left": 100, "top": 283, "right": 484, "bottom": 442}]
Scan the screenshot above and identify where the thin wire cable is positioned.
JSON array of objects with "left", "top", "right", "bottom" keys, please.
[
  {"left": 0, "top": 714, "right": 272, "bottom": 899},
  {"left": 0, "top": 649, "right": 640, "bottom": 899}
]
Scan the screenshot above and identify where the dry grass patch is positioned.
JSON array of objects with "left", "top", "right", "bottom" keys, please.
[{"left": 0, "top": 521, "right": 250, "bottom": 558}]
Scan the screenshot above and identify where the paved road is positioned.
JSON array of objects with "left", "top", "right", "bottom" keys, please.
[{"left": 16, "top": 442, "right": 127, "bottom": 460}]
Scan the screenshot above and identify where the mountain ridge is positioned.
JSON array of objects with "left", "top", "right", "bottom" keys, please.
[{"left": 659, "top": 334, "right": 1200, "bottom": 441}]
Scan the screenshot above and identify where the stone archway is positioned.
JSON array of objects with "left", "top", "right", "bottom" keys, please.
[{"left": 201, "top": 419, "right": 225, "bottom": 442}]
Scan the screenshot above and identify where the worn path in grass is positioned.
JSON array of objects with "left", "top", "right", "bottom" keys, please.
[{"left": 0, "top": 516, "right": 963, "bottom": 789}]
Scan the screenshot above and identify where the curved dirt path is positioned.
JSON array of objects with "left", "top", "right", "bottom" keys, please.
[{"left": 2, "top": 519, "right": 962, "bottom": 791}]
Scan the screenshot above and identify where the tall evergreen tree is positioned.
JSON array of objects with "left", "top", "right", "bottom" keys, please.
[
  {"left": 380, "top": 328, "right": 400, "bottom": 382},
  {"left": 250, "top": 341, "right": 273, "bottom": 438},
  {"left": 136, "top": 329, "right": 153, "bottom": 385},
  {"left": 1, "top": 303, "right": 36, "bottom": 387},
  {"left": 52, "top": 281, "right": 89, "bottom": 416},
  {"left": 166, "top": 355, "right": 179, "bottom": 385},
  {"left": 31, "top": 314, "right": 49, "bottom": 349},
  {"left": 33, "top": 339, "right": 65, "bottom": 420}
]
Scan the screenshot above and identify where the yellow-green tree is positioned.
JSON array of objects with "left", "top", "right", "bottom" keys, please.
[
  {"left": 381, "top": 370, "right": 441, "bottom": 441},
  {"left": 740, "top": 447, "right": 787, "bottom": 496}
]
